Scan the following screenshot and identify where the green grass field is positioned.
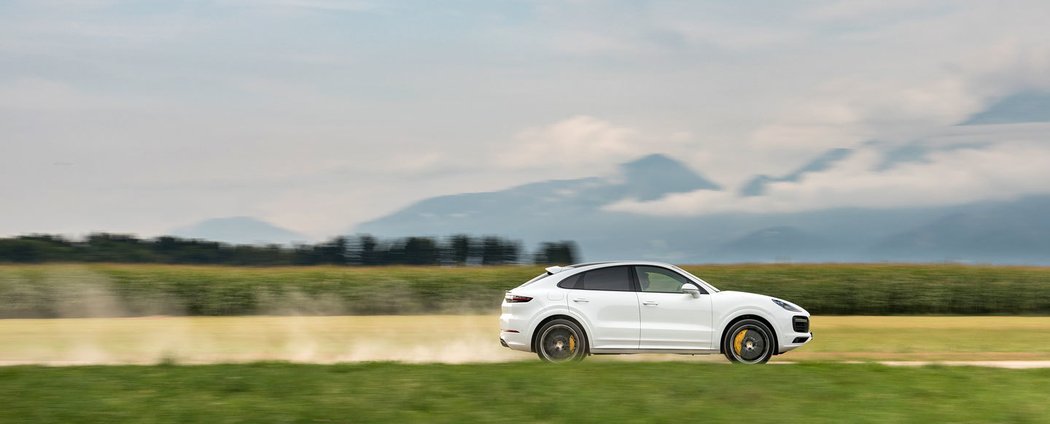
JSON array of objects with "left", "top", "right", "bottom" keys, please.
[
  {"left": 3, "top": 315, "right": 1050, "bottom": 364},
  {"left": 4, "top": 263, "right": 1050, "bottom": 316},
  {"left": 2, "top": 362, "right": 1049, "bottom": 423}
]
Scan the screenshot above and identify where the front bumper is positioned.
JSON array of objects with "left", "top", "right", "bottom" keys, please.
[
  {"left": 775, "top": 315, "right": 813, "bottom": 354},
  {"left": 777, "top": 332, "right": 812, "bottom": 354}
]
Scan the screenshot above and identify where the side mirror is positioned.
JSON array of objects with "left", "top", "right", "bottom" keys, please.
[{"left": 681, "top": 284, "right": 700, "bottom": 298}]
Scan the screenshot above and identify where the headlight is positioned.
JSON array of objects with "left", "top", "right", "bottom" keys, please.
[{"left": 772, "top": 298, "right": 801, "bottom": 312}]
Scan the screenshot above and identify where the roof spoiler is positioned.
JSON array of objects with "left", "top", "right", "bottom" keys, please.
[{"left": 544, "top": 266, "right": 569, "bottom": 274}]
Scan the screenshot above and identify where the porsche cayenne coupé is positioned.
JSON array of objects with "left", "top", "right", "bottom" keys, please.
[{"left": 499, "top": 261, "right": 812, "bottom": 364}]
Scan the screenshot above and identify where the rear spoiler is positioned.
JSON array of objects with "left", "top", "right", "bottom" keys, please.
[{"left": 544, "top": 266, "right": 569, "bottom": 274}]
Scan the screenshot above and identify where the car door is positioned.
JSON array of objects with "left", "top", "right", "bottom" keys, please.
[
  {"left": 635, "top": 266, "right": 713, "bottom": 350},
  {"left": 563, "top": 266, "right": 640, "bottom": 350}
]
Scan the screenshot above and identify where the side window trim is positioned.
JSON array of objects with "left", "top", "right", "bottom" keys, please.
[{"left": 629, "top": 265, "right": 641, "bottom": 292}]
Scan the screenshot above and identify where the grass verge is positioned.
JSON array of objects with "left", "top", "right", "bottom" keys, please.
[{"left": 1, "top": 362, "right": 1049, "bottom": 423}]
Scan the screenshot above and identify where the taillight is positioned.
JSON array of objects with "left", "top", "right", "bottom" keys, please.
[{"left": 505, "top": 293, "right": 533, "bottom": 303}]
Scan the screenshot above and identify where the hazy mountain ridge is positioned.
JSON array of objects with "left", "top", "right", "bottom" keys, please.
[
  {"left": 871, "top": 196, "right": 1050, "bottom": 263},
  {"left": 172, "top": 217, "right": 306, "bottom": 245},
  {"left": 960, "top": 91, "right": 1050, "bottom": 125},
  {"left": 355, "top": 154, "right": 722, "bottom": 238},
  {"left": 355, "top": 149, "right": 1050, "bottom": 264},
  {"left": 740, "top": 148, "right": 852, "bottom": 197},
  {"left": 190, "top": 91, "right": 1050, "bottom": 263}
]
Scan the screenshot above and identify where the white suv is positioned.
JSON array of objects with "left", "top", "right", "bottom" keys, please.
[{"left": 499, "top": 261, "right": 812, "bottom": 364}]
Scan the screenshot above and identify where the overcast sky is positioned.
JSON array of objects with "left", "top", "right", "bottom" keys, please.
[{"left": 3, "top": 0, "right": 1050, "bottom": 239}]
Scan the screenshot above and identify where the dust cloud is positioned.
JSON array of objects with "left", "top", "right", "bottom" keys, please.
[
  {"left": 0, "top": 266, "right": 184, "bottom": 318},
  {"left": 0, "top": 267, "right": 528, "bottom": 365},
  {"left": 0, "top": 315, "right": 530, "bottom": 365}
]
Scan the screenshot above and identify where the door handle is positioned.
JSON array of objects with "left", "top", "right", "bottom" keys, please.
[
  {"left": 572, "top": 298, "right": 589, "bottom": 303},
  {"left": 642, "top": 301, "right": 659, "bottom": 306}
]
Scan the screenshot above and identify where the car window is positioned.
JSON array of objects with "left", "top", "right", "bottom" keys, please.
[
  {"left": 579, "top": 266, "right": 632, "bottom": 292},
  {"left": 556, "top": 273, "right": 582, "bottom": 289},
  {"left": 636, "top": 266, "right": 694, "bottom": 293}
]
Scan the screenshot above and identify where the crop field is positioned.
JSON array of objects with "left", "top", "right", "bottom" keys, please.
[
  {"left": 2, "top": 362, "right": 1050, "bottom": 423},
  {"left": 3, "top": 315, "right": 1050, "bottom": 365},
  {"left": 3, "top": 263, "right": 1050, "bottom": 317}
]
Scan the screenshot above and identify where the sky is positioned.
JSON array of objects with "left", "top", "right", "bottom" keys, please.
[{"left": 3, "top": 0, "right": 1050, "bottom": 240}]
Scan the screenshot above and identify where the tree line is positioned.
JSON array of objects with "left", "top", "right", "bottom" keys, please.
[{"left": 0, "top": 233, "right": 578, "bottom": 266}]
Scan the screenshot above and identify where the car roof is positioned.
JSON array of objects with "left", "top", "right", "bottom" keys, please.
[
  {"left": 566, "top": 260, "right": 678, "bottom": 270},
  {"left": 542, "top": 261, "right": 676, "bottom": 277}
]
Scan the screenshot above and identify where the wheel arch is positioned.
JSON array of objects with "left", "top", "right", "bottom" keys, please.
[
  {"left": 717, "top": 314, "right": 779, "bottom": 354},
  {"left": 531, "top": 314, "right": 590, "bottom": 354}
]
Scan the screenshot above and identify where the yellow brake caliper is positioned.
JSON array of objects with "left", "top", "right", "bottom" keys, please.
[
  {"left": 733, "top": 329, "right": 748, "bottom": 354},
  {"left": 569, "top": 335, "right": 576, "bottom": 353}
]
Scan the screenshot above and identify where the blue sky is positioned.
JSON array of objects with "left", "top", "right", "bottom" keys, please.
[{"left": 3, "top": 0, "right": 1050, "bottom": 238}]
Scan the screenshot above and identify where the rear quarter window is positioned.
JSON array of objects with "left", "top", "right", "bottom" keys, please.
[
  {"left": 580, "top": 266, "right": 632, "bottom": 291},
  {"left": 556, "top": 273, "right": 582, "bottom": 289},
  {"left": 555, "top": 266, "right": 635, "bottom": 292}
]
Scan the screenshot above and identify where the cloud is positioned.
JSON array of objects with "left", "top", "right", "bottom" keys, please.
[
  {"left": 219, "top": 0, "right": 381, "bottom": 14},
  {"left": 605, "top": 129, "right": 1050, "bottom": 217},
  {"left": 801, "top": 0, "right": 948, "bottom": 23},
  {"left": 261, "top": 0, "right": 376, "bottom": 11},
  {"left": 0, "top": 78, "right": 155, "bottom": 112},
  {"left": 3, "top": 1, "right": 1050, "bottom": 238},
  {"left": 495, "top": 115, "right": 646, "bottom": 171},
  {"left": 748, "top": 75, "right": 985, "bottom": 151}
]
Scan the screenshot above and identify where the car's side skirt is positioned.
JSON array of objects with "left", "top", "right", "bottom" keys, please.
[{"left": 589, "top": 348, "right": 720, "bottom": 355}]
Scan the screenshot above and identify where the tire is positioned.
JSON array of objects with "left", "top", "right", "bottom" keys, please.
[
  {"left": 723, "top": 319, "right": 775, "bottom": 364},
  {"left": 535, "top": 319, "right": 587, "bottom": 363}
]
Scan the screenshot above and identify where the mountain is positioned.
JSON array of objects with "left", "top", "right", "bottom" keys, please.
[
  {"left": 172, "top": 217, "right": 306, "bottom": 245},
  {"left": 619, "top": 154, "right": 721, "bottom": 200},
  {"left": 355, "top": 154, "right": 721, "bottom": 239},
  {"left": 872, "top": 141, "right": 991, "bottom": 171},
  {"left": 740, "top": 148, "right": 851, "bottom": 196},
  {"left": 960, "top": 91, "right": 1050, "bottom": 125},
  {"left": 871, "top": 196, "right": 1050, "bottom": 264},
  {"left": 716, "top": 226, "right": 831, "bottom": 262},
  {"left": 354, "top": 153, "right": 1050, "bottom": 264}
]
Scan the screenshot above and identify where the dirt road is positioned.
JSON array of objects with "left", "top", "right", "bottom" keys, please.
[{"left": 2, "top": 315, "right": 1049, "bottom": 366}]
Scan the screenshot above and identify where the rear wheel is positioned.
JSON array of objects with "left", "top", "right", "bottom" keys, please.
[
  {"left": 723, "top": 319, "right": 774, "bottom": 364},
  {"left": 536, "top": 319, "right": 587, "bottom": 363}
]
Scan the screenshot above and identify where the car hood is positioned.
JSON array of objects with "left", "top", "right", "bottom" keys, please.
[
  {"left": 716, "top": 290, "right": 773, "bottom": 301},
  {"left": 716, "top": 290, "right": 808, "bottom": 314}
]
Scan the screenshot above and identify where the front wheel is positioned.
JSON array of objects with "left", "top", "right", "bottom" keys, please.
[
  {"left": 535, "top": 319, "right": 587, "bottom": 363},
  {"left": 723, "top": 319, "right": 774, "bottom": 364}
]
